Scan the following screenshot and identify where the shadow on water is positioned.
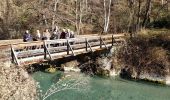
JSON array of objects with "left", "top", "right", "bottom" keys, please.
[{"left": 27, "top": 48, "right": 111, "bottom": 73}]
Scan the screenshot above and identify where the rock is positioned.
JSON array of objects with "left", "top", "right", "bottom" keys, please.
[
  {"left": 64, "top": 60, "right": 79, "bottom": 68},
  {"left": 97, "top": 67, "right": 110, "bottom": 77},
  {"left": 45, "top": 67, "right": 57, "bottom": 73},
  {"left": 21, "top": 71, "right": 29, "bottom": 79},
  {"left": 64, "top": 67, "right": 80, "bottom": 72},
  {"left": 62, "top": 60, "right": 80, "bottom": 72},
  {"left": 110, "top": 69, "right": 120, "bottom": 77},
  {"left": 166, "top": 76, "right": 170, "bottom": 85}
]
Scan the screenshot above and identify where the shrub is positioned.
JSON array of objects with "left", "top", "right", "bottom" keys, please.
[{"left": 118, "top": 32, "right": 170, "bottom": 78}]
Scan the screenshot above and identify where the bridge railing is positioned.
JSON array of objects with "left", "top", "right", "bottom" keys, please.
[{"left": 10, "top": 34, "right": 124, "bottom": 65}]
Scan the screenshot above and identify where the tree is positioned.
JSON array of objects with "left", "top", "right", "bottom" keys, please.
[
  {"left": 103, "top": 0, "right": 112, "bottom": 33},
  {"left": 142, "top": 0, "right": 152, "bottom": 28}
]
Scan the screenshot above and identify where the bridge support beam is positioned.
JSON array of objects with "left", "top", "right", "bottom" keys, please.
[
  {"left": 100, "top": 37, "right": 102, "bottom": 48},
  {"left": 85, "top": 38, "right": 88, "bottom": 51},
  {"left": 112, "top": 35, "right": 114, "bottom": 46},
  {"left": 85, "top": 38, "right": 93, "bottom": 52},
  {"left": 44, "top": 41, "right": 52, "bottom": 60},
  {"left": 10, "top": 44, "right": 20, "bottom": 66},
  {"left": 100, "top": 37, "right": 108, "bottom": 49},
  {"left": 112, "top": 34, "right": 118, "bottom": 46},
  {"left": 67, "top": 40, "right": 75, "bottom": 56}
]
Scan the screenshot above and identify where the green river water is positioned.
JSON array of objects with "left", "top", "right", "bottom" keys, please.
[{"left": 32, "top": 71, "right": 170, "bottom": 100}]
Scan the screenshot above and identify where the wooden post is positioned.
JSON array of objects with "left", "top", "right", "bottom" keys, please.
[
  {"left": 101, "top": 38, "right": 108, "bottom": 49},
  {"left": 67, "top": 39, "right": 69, "bottom": 55},
  {"left": 10, "top": 44, "right": 20, "bottom": 66},
  {"left": 44, "top": 41, "right": 47, "bottom": 59},
  {"left": 100, "top": 37, "right": 102, "bottom": 48},
  {"left": 68, "top": 43, "right": 75, "bottom": 56},
  {"left": 85, "top": 38, "right": 88, "bottom": 51},
  {"left": 45, "top": 43, "right": 52, "bottom": 60},
  {"left": 112, "top": 35, "right": 114, "bottom": 46},
  {"left": 87, "top": 40, "right": 93, "bottom": 52},
  {"left": 11, "top": 45, "right": 14, "bottom": 63}
]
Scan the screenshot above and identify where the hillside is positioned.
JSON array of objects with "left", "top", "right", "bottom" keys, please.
[{"left": 0, "top": 0, "right": 169, "bottom": 39}]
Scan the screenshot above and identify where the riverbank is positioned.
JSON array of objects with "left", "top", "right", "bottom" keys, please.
[
  {"left": 0, "top": 29, "right": 170, "bottom": 100},
  {"left": 117, "top": 29, "right": 170, "bottom": 85},
  {"left": 0, "top": 61, "right": 37, "bottom": 100}
]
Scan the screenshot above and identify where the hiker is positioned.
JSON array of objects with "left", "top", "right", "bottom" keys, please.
[
  {"left": 23, "top": 30, "right": 32, "bottom": 42},
  {"left": 42, "top": 29, "right": 51, "bottom": 40},
  {"left": 70, "top": 31, "right": 75, "bottom": 38},
  {"left": 60, "top": 29, "right": 66, "bottom": 39},
  {"left": 65, "top": 29, "right": 71, "bottom": 39},
  {"left": 70, "top": 31, "right": 75, "bottom": 45},
  {"left": 51, "top": 26, "right": 60, "bottom": 40},
  {"left": 33, "top": 30, "right": 41, "bottom": 41}
]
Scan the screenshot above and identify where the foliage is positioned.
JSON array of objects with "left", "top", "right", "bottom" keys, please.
[
  {"left": 149, "top": 15, "right": 170, "bottom": 28},
  {"left": 0, "top": 0, "right": 169, "bottom": 39},
  {"left": 118, "top": 30, "right": 170, "bottom": 78}
]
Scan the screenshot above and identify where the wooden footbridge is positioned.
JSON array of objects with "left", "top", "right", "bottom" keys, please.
[{"left": 0, "top": 34, "right": 125, "bottom": 66}]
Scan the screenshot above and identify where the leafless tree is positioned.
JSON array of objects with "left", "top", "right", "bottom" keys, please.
[{"left": 103, "top": 0, "right": 112, "bottom": 33}]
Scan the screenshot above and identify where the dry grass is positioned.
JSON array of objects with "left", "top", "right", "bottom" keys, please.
[{"left": 118, "top": 29, "right": 170, "bottom": 78}]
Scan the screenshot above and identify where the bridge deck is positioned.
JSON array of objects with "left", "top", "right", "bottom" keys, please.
[{"left": 0, "top": 34, "right": 125, "bottom": 66}]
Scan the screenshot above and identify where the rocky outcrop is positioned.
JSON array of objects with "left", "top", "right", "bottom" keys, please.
[
  {"left": 166, "top": 76, "right": 170, "bottom": 85},
  {"left": 0, "top": 61, "right": 37, "bottom": 100},
  {"left": 61, "top": 60, "right": 81, "bottom": 72}
]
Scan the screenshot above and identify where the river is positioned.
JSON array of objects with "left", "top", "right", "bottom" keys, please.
[{"left": 32, "top": 71, "right": 170, "bottom": 100}]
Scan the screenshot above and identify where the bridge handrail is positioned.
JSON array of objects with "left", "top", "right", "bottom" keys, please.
[{"left": 9, "top": 34, "right": 125, "bottom": 65}]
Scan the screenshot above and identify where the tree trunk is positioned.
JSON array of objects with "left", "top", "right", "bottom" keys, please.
[
  {"left": 104, "top": 0, "right": 107, "bottom": 33},
  {"left": 142, "top": 0, "right": 152, "bottom": 28},
  {"left": 136, "top": 0, "right": 141, "bottom": 32},
  {"left": 103, "top": 0, "right": 112, "bottom": 33},
  {"left": 112, "top": 0, "right": 116, "bottom": 34},
  {"left": 79, "top": 0, "right": 83, "bottom": 34},
  {"left": 105, "top": 0, "right": 112, "bottom": 33},
  {"left": 127, "top": 0, "right": 135, "bottom": 35},
  {"left": 52, "top": 0, "right": 59, "bottom": 31},
  {"left": 75, "top": 0, "right": 80, "bottom": 35},
  {"left": 168, "top": 0, "right": 170, "bottom": 11},
  {"left": 43, "top": 14, "right": 48, "bottom": 27}
]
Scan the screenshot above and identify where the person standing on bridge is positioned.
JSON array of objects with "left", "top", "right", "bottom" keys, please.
[
  {"left": 70, "top": 31, "right": 75, "bottom": 38},
  {"left": 70, "top": 31, "right": 75, "bottom": 45},
  {"left": 23, "top": 30, "right": 32, "bottom": 42},
  {"left": 51, "top": 26, "right": 60, "bottom": 40},
  {"left": 66, "top": 29, "right": 71, "bottom": 39},
  {"left": 60, "top": 29, "right": 66, "bottom": 39},
  {"left": 33, "top": 30, "right": 41, "bottom": 41},
  {"left": 42, "top": 29, "right": 51, "bottom": 40}
]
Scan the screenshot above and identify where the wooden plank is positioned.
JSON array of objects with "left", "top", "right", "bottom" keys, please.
[
  {"left": 15, "top": 38, "right": 122, "bottom": 59},
  {"left": 12, "top": 42, "right": 44, "bottom": 50},
  {"left": 0, "top": 34, "right": 124, "bottom": 47},
  {"left": 10, "top": 44, "right": 20, "bottom": 66},
  {"left": 18, "top": 44, "right": 113, "bottom": 65},
  {"left": 44, "top": 41, "right": 53, "bottom": 60},
  {"left": 85, "top": 38, "right": 88, "bottom": 51},
  {"left": 68, "top": 41, "right": 75, "bottom": 56},
  {"left": 100, "top": 37, "right": 108, "bottom": 49},
  {"left": 86, "top": 39, "right": 93, "bottom": 52}
]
